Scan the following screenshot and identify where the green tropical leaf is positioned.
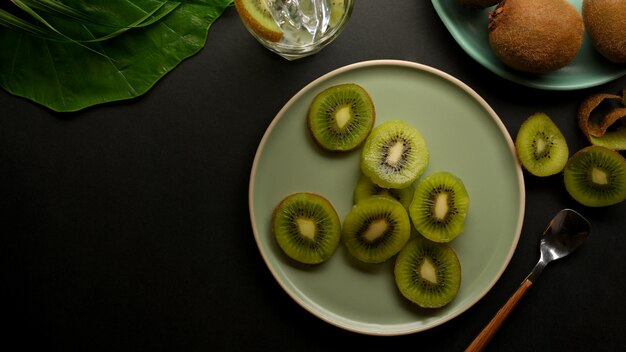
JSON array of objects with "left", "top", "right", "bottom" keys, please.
[{"left": 0, "top": 0, "right": 232, "bottom": 112}]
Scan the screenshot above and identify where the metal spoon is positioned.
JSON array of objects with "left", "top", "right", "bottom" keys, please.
[{"left": 466, "top": 209, "right": 591, "bottom": 352}]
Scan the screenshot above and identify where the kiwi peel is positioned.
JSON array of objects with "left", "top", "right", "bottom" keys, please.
[
  {"left": 342, "top": 196, "right": 411, "bottom": 264},
  {"left": 515, "top": 113, "right": 569, "bottom": 177},
  {"left": 564, "top": 146, "right": 626, "bottom": 207},
  {"left": 308, "top": 83, "right": 376, "bottom": 152},
  {"left": 360, "top": 120, "right": 429, "bottom": 189},
  {"left": 394, "top": 236, "right": 462, "bottom": 308},
  {"left": 578, "top": 92, "right": 626, "bottom": 151},
  {"left": 272, "top": 192, "right": 342, "bottom": 264},
  {"left": 409, "top": 171, "right": 470, "bottom": 243}
]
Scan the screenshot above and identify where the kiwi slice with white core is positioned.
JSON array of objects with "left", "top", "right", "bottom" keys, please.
[
  {"left": 272, "top": 192, "right": 341, "bottom": 264},
  {"left": 307, "top": 83, "right": 375, "bottom": 152},
  {"left": 234, "top": 0, "right": 282, "bottom": 42},
  {"left": 360, "top": 120, "right": 429, "bottom": 189},
  {"left": 353, "top": 174, "right": 413, "bottom": 210},
  {"left": 409, "top": 171, "right": 470, "bottom": 243},
  {"left": 342, "top": 196, "right": 411, "bottom": 264},
  {"left": 394, "top": 236, "right": 461, "bottom": 308},
  {"left": 515, "top": 112, "right": 569, "bottom": 177},
  {"left": 563, "top": 146, "right": 626, "bottom": 207}
]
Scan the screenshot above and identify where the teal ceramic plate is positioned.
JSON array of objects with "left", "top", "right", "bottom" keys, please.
[
  {"left": 432, "top": 0, "right": 626, "bottom": 90},
  {"left": 249, "top": 60, "right": 525, "bottom": 335}
]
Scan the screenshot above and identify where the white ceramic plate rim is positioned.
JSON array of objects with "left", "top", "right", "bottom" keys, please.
[{"left": 248, "top": 59, "right": 526, "bottom": 335}]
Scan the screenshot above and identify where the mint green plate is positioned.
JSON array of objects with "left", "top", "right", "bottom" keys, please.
[
  {"left": 249, "top": 60, "right": 525, "bottom": 335},
  {"left": 432, "top": 0, "right": 626, "bottom": 90}
]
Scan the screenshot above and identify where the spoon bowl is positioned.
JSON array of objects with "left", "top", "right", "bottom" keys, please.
[{"left": 467, "top": 209, "right": 591, "bottom": 351}]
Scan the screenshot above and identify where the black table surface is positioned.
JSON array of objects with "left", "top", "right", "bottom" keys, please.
[{"left": 2, "top": 2, "right": 625, "bottom": 351}]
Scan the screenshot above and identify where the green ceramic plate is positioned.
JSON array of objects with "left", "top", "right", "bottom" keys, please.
[
  {"left": 249, "top": 60, "right": 525, "bottom": 335},
  {"left": 432, "top": 0, "right": 626, "bottom": 90}
]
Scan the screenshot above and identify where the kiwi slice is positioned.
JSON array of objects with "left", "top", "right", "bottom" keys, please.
[
  {"left": 329, "top": 0, "right": 347, "bottom": 27},
  {"left": 563, "top": 146, "right": 626, "bottom": 207},
  {"left": 307, "top": 83, "right": 376, "bottom": 152},
  {"left": 234, "top": 0, "right": 282, "bottom": 42},
  {"left": 353, "top": 174, "right": 413, "bottom": 210},
  {"left": 360, "top": 120, "right": 429, "bottom": 189},
  {"left": 394, "top": 236, "right": 461, "bottom": 308},
  {"left": 515, "top": 113, "right": 569, "bottom": 177},
  {"left": 409, "top": 171, "right": 470, "bottom": 243},
  {"left": 272, "top": 192, "right": 341, "bottom": 264},
  {"left": 342, "top": 196, "right": 411, "bottom": 264}
]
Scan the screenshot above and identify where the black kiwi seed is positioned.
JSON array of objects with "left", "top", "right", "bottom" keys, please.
[{"left": 272, "top": 192, "right": 342, "bottom": 264}]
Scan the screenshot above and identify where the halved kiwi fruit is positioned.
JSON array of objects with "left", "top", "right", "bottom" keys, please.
[
  {"left": 307, "top": 83, "right": 376, "bottom": 152},
  {"left": 360, "top": 120, "right": 429, "bottom": 189},
  {"left": 394, "top": 236, "right": 461, "bottom": 308},
  {"left": 234, "top": 0, "right": 282, "bottom": 42},
  {"left": 409, "top": 171, "right": 470, "bottom": 243},
  {"left": 563, "top": 146, "right": 626, "bottom": 207},
  {"left": 353, "top": 174, "right": 413, "bottom": 210},
  {"left": 342, "top": 196, "right": 411, "bottom": 264},
  {"left": 272, "top": 192, "right": 341, "bottom": 264},
  {"left": 515, "top": 112, "right": 569, "bottom": 177}
]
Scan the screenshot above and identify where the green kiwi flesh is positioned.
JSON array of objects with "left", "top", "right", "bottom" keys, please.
[
  {"left": 342, "top": 196, "right": 411, "bottom": 263},
  {"left": 563, "top": 146, "right": 626, "bottom": 207},
  {"left": 488, "top": 0, "right": 584, "bottom": 73},
  {"left": 308, "top": 83, "right": 376, "bottom": 152},
  {"left": 515, "top": 112, "right": 569, "bottom": 177},
  {"left": 234, "top": 0, "right": 282, "bottom": 42},
  {"left": 583, "top": 0, "right": 626, "bottom": 63},
  {"left": 272, "top": 192, "right": 341, "bottom": 264},
  {"left": 360, "top": 120, "right": 429, "bottom": 189},
  {"left": 394, "top": 236, "right": 461, "bottom": 308},
  {"left": 409, "top": 171, "right": 470, "bottom": 243},
  {"left": 353, "top": 174, "right": 413, "bottom": 210}
]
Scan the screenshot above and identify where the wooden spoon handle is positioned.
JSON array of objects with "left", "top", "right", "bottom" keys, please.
[{"left": 465, "top": 278, "right": 533, "bottom": 352}]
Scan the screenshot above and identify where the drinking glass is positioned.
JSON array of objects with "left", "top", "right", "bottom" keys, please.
[{"left": 234, "top": 0, "right": 354, "bottom": 60}]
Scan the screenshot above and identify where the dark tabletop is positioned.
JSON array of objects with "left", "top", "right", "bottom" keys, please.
[{"left": 2, "top": 2, "right": 625, "bottom": 351}]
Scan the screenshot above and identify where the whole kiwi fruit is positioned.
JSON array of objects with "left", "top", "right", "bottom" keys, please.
[
  {"left": 488, "top": 0, "right": 584, "bottom": 73},
  {"left": 583, "top": 0, "right": 626, "bottom": 63}
]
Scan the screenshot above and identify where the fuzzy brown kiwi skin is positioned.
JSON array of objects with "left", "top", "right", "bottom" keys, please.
[
  {"left": 457, "top": 0, "right": 502, "bottom": 9},
  {"left": 488, "top": 0, "right": 584, "bottom": 73},
  {"left": 583, "top": 0, "right": 626, "bottom": 63}
]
